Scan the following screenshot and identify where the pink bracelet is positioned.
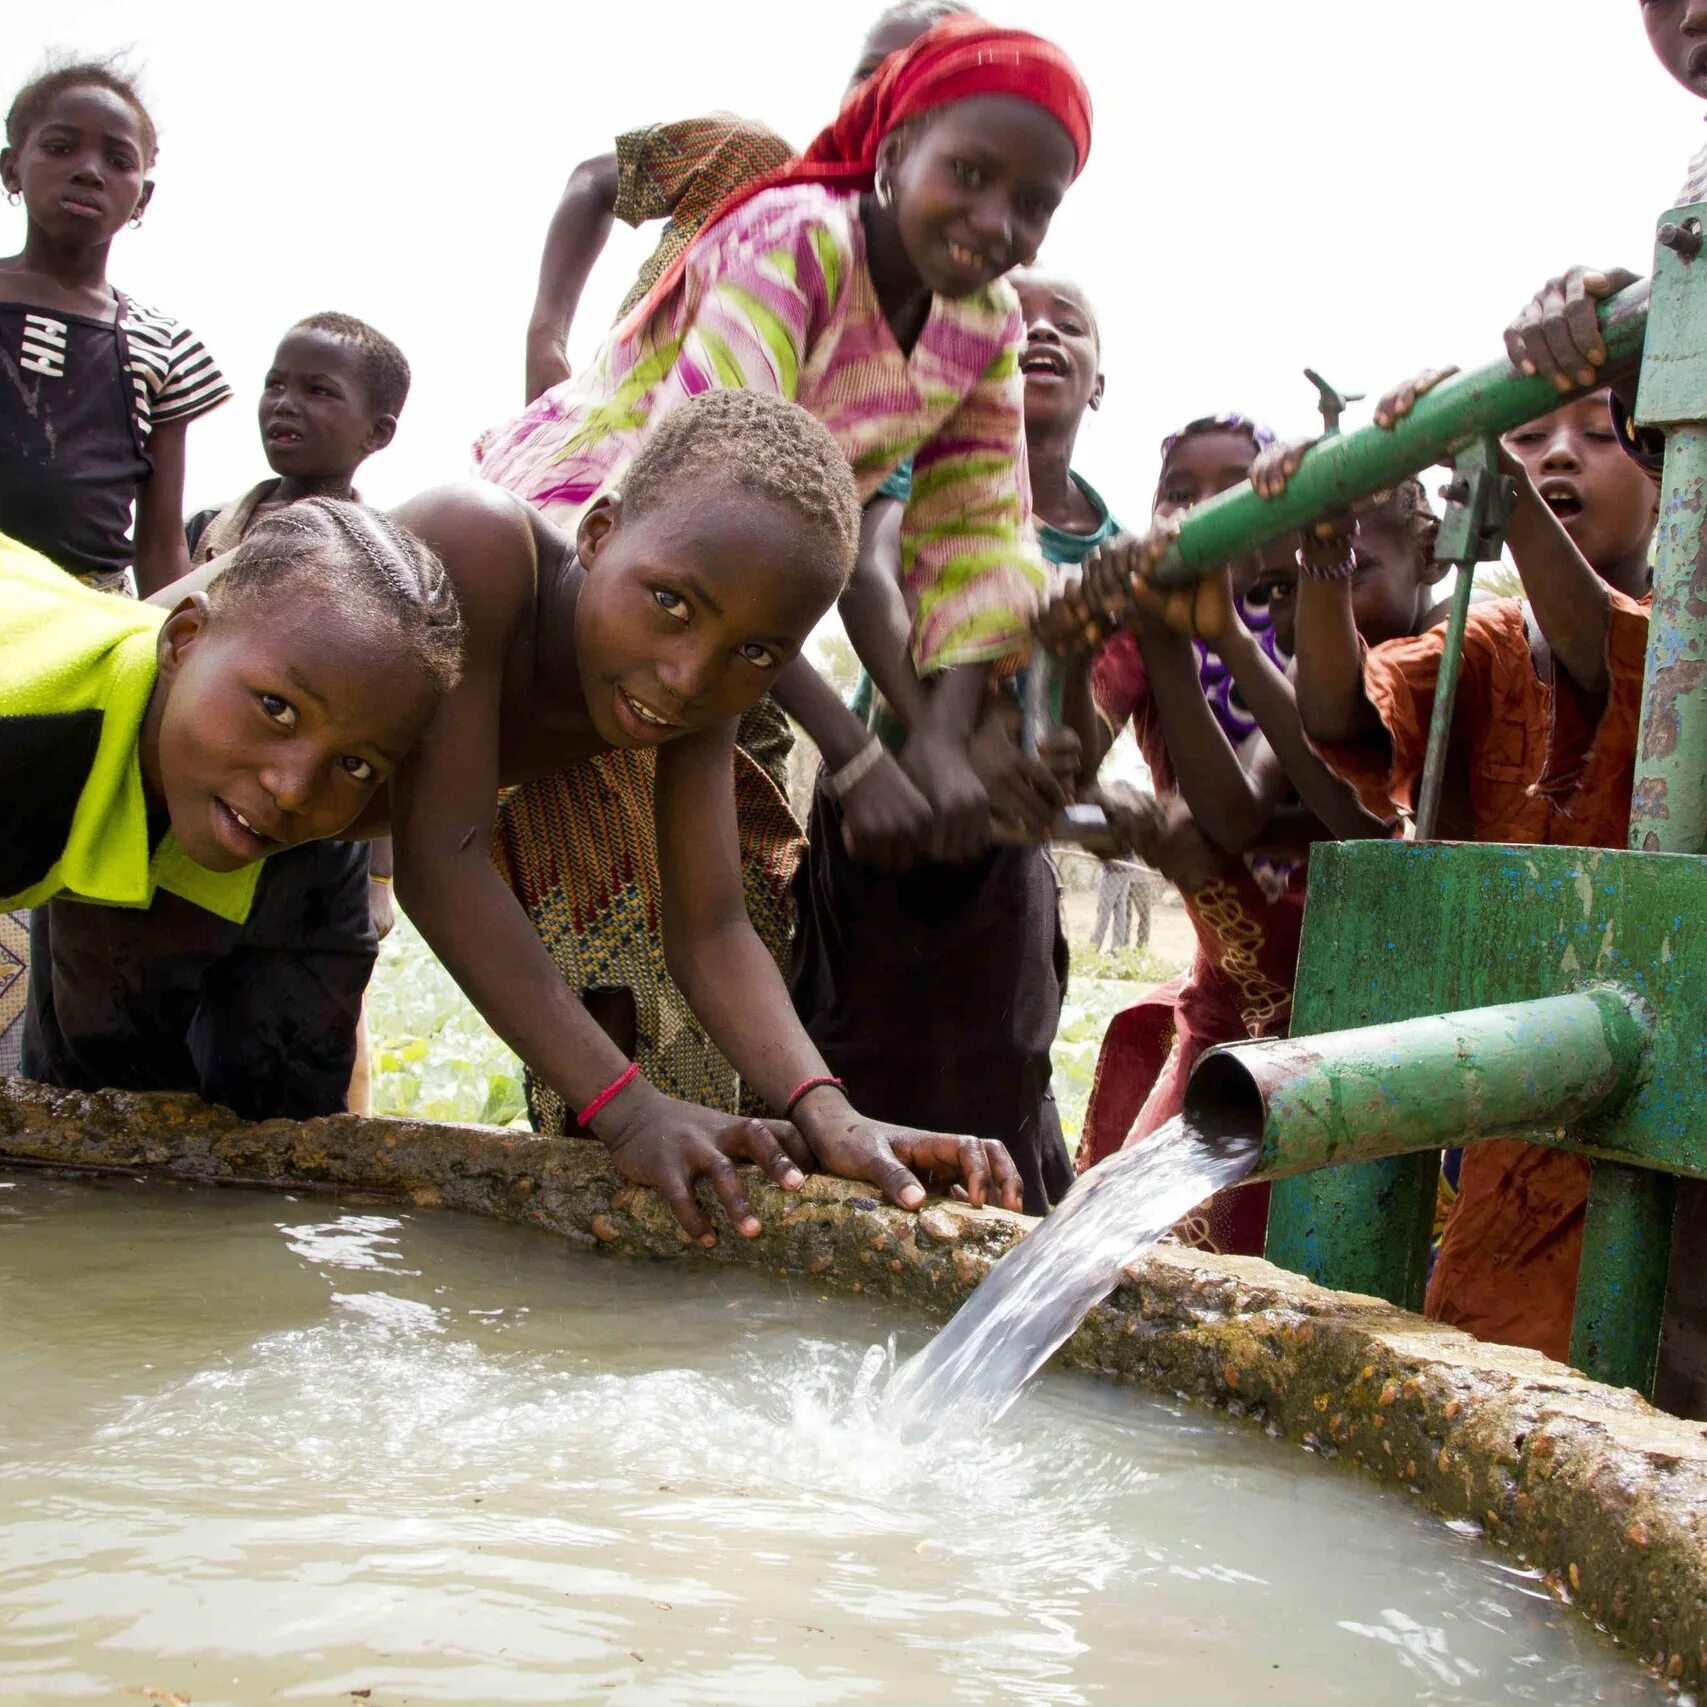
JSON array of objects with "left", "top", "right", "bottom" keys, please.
[
  {"left": 577, "top": 1062, "right": 642, "bottom": 1128},
  {"left": 784, "top": 1074, "right": 846, "bottom": 1117}
]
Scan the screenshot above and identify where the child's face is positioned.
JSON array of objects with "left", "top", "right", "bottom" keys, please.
[
  {"left": 1503, "top": 393, "right": 1657, "bottom": 576},
  {"left": 573, "top": 483, "right": 837, "bottom": 750},
  {"left": 259, "top": 327, "right": 395, "bottom": 483},
  {"left": 0, "top": 85, "right": 152, "bottom": 245},
  {"left": 1152, "top": 429, "right": 1259, "bottom": 524},
  {"left": 1345, "top": 515, "right": 1435, "bottom": 647},
  {"left": 883, "top": 96, "right": 1075, "bottom": 300},
  {"left": 1014, "top": 272, "right": 1103, "bottom": 436},
  {"left": 1641, "top": 0, "right": 1707, "bottom": 99},
  {"left": 147, "top": 592, "right": 440, "bottom": 871}
]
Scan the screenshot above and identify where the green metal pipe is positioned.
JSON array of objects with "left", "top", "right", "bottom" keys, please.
[
  {"left": 1571, "top": 1163, "right": 1677, "bottom": 1393},
  {"left": 1143, "top": 282, "right": 1651, "bottom": 590},
  {"left": 1185, "top": 986, "right": 1652, "bottom": 1183}
]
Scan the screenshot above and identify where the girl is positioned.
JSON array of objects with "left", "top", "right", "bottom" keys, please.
[
  {"left": 0, "top": 60, "right": 228, "bottom": 596},
  {"left": 0, "top": 58, "right": 229, "bottom": 1072},
  {"left": 478, "top": 15, "right": 1092, "bottom": 1127},
  {"left": 9, "top": 502, "right": 462, "bottom": 1120},
  {"left": 1060, "top": 418, "right": 1315, "bottom": 1254}
]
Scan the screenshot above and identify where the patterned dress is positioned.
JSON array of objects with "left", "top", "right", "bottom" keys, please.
[{"left": 478, "top": 181, "right": 1041, "bottom": 1127}]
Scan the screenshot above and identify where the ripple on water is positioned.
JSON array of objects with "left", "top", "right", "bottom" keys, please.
[{"left": 0, "top": 1176, "right": 1673, "bottom": 1707}]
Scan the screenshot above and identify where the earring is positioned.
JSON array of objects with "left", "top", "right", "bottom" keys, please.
[
  {"left": 875, "top": 171, "right": 893, "bottom": 210},
  {"left": 5, "top": 190, "right": 19, "bottom": 207},
  {"left": 130, "top": 212, "right": 144, "bottom": 228}
]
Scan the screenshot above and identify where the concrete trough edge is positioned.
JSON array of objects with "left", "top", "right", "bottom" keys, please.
[{"left": 3, "top": 1076, "right": 1704, "bottom": 1691}]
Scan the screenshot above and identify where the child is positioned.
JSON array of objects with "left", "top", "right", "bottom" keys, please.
[
  {"left": 1052, "top": 417, "right": 1314, "bottom": 1254},
  {"left": 791, "top": 269, "right": 1109, "bottom": 1215},
  {"left": 186, "top": 312, "right": 408, "bottom": 560},
  {"left": 1, "top": 59, "right": 229, "bottom": 596},
  {"left": 387, "top": 390, "right": 1023, "bottom": 1245},
  {"left": 483, "top": 15, "right": 1092, "bottom": 1125},
  {"left": 44, "top": 311, "right": 416, "bottom": 1119},
  {"left": 8, "top": 501, "right": 461, "bottom": 1117},
  {"left": 521, "top": 1, "right": 971, "bottom": 403},
  {"left": 1265, "top": 382, "right": 1655, "bottom": 1367}
]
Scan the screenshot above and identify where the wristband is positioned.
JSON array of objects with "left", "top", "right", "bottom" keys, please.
[
  {"left": 784, "top": 1074, "right": 845, "bottom": 1117},
  {"left": 828, "top": 735, "right": 885, "bottom": 800},
  {"left": 1295, "top": 542, "right": 1358, "bottom": 583},
  {"left": 577, "top": 1061, "right": 642, "bottom": 1128},
  {"left": 369, "top": 872, "right": 393, "bottom": 886}
]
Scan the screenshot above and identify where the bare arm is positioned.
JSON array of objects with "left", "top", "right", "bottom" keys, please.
[
  {"left": 132, "top": 417, "right": 194, "bottom": 596},
  {"left": 525, "top": 150, "right": 620, "bottom": 403},
  {"left": 1137, "top": 622, "right": 1281, "bottom": 855},
  {"left": 1293, "top": 576, "right": 1380, "bottom": 744},
  {"left": 1217, "top": 623, "right": 1387, "bottom": 839},
  {"left": 656, "top": 731, "right": 1022, "bottom": 1210},
  {"left": 838, "top": 496, "right": 929, "bottom": 731},
  {"left": 1502, "top": 470, "right": 1614, "bottom": 693}
]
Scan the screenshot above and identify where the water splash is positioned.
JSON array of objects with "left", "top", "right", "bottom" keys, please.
[{"left": 883, "top": 1113, "right": 1260, "bottom": 1434}]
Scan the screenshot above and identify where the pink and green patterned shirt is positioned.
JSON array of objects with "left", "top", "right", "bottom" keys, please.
[{"left": 474, "top": 183, "right": 1044, "bottom": 671}]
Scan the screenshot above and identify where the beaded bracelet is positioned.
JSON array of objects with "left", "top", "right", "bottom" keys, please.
[
  {"left": 1295, "top": 542, "right": 1359, "bottom": 583},
  {"left": 828, "top": 735, "right": 884, "bottom": 801},
  {"left": 784, "top": 1074, "right": 846, "bottom": 1117},
  {"left": 576, "top": 1061, "right": 642, "bottom": 1128}
]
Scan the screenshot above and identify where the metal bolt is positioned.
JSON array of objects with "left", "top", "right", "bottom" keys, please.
[
  {"left": 1442, "top": 476, "right": 1471, "bottom": 506},
  {"left": 1658, "top": 220, "right": 1703, "bottom": 259}
]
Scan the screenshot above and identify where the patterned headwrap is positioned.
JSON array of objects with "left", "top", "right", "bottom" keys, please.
[
  {"left": 626, "top": 15, "right": 1092, "bottom": 325},
  {"left": 1153, "top": 412, "right": 1277, "bottom": 510}
]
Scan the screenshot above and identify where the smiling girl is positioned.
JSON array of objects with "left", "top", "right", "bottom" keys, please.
[
  {"left": 477, "top": 14, "right": 1092, "bottom": 677},
  {"left": 0, "top": 59, "right": 228, "bottom": 597}
]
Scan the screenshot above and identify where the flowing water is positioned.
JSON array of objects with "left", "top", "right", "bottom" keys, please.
[
  {"left": 885, "top": 1114, "right": 1260, "bottom": 1432},
  {"left": 0, "top": 1172, "right": 1665, "bottom": 1707}
]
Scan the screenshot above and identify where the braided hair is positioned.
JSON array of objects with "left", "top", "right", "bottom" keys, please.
[{"left": 209, "top": 497, "right": 463, "bottom": 692}]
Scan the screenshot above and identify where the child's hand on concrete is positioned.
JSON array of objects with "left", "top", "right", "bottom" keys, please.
[
  {"left": 796, "top": 1100, "right": 1025, "bottom": 1214},
  {"left": 1503, "top": 267, "right": 1638, "bottom": 392},
  {"left": 597, "top": 1095, "right": 811, "bottom": 1245}
]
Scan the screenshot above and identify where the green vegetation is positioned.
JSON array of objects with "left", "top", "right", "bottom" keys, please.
[{"left": 368, "top": 905, "right": 1190, "bottom": 1146}]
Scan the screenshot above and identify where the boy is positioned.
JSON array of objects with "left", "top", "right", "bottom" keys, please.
[
  {"left": 384, "top": 390, "right": 1023, "bottom": 1244},
  {"left": 1275, "top": 387, "right": 1656, "bottom": 1366},
  {"left": 26, "top": 316, "right": 417, "bottom": 1120},
  {"left": 8, "top": 502, "right": 460, "bottom": 1115}
]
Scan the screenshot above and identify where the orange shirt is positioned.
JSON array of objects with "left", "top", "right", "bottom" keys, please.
[{"left": 1315, "top": 592, "right": 1651, "bottom": 1364}]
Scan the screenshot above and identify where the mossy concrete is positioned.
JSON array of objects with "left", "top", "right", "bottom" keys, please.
[{"left": 4, "top": 1077, "right": 1705, "bottom": 1690}]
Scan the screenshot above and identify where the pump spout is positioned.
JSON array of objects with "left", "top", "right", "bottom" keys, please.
[{"left": 1184, "top": 985, "right": 1653, "bottom": 1182}]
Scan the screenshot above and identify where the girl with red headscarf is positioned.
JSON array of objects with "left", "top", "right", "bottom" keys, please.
[{"left": 478, "top": 14, "right": 1091, "bottom": 675}]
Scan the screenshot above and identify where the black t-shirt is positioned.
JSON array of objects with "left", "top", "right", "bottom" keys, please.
[{"left": 0, "top": 297, "right": 229, "bottom": 580}]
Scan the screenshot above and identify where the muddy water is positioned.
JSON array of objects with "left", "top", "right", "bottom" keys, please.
[{"left": 0, "top": 1175, "right": 1662, "bottom": 1707}]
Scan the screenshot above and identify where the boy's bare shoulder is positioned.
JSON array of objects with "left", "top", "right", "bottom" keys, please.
[{"left": 390, "top": 484, "right": 569, "bottom": 638}]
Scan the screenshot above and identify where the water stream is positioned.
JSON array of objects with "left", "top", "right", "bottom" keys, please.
[
  {"left": 0, "top": 1172, "right": 1663, "bottom": 1706},
  {"left": 884, "top": 1113, "right": 1260, "bottom": 1432}
]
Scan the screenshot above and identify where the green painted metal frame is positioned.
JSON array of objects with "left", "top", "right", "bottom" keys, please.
[{"left": 1260, "top": 842, "right": 1707, "bottom": 1390}]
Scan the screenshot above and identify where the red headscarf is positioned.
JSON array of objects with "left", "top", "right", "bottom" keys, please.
[{"left": 627, "top": 15, "right": 1093, "bottom": 323}]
